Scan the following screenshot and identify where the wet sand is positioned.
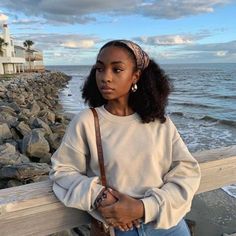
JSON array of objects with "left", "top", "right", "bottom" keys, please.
[{"left": 186, "top": 189, "right": 236, "bottom": 236}]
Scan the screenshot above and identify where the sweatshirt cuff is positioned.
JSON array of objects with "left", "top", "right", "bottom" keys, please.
[
  {"left": 91, "top": 184, "right": 105, "bottom": 209},
  {"left": 141, "top": 196, "right": 160, "bottom": 224}
]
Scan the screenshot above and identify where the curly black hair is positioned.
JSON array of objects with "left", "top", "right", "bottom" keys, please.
[{"left": 82, "top": 42, "right": 172, "bottom": 123}]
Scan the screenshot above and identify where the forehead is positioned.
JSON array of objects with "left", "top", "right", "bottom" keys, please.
[{"left": 97, "top": 45, "right": 134, "bottom": 63}]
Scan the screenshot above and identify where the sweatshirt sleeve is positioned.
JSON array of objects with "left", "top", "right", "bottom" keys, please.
[
  {"left": 141, "top": 118, "right": 201, "bottom": 229},
  {"left": 49, "top": 112, "right": 104, "bottom": 212}
]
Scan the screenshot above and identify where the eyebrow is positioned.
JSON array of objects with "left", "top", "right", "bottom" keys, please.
[{"left": 96, "top": 60, "right": 125, "bottom": 65}]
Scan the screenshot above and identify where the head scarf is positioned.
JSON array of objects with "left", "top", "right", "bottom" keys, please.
[{"left": 103, "top": 40, "right": 150, "bottom": 71}]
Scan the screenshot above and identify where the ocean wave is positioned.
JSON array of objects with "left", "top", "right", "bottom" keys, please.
[
  {"left": 210, "top": 95, "right": 236, "bottom": 99},
  {"left": 200, "top": 116, "right": 236, "bottom": 127},
  {"left": 170, "top": 112, "right": 236, "bottom": 127},
  {"left": 171, "top": 102, "right": 218, "bottom": 109}
]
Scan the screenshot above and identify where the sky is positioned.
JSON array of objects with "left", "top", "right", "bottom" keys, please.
[{"left": 0, "top": 0, "right": 236, "bottom": 65}]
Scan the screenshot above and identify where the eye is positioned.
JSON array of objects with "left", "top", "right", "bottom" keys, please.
[
  {"left": 113, "top": 68, "right": 123, "bottom": 73},
  {"left": 95, "top": 66, "right": 103, "bottom": 72}
]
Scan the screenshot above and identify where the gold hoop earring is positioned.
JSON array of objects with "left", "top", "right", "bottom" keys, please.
[{"left": 131, "top": 84, "right": 138, "bottom": 92}]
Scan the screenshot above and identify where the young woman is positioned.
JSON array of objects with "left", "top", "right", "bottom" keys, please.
[{"left": 50, "top": 40, "right": 201, "bottom": 236}]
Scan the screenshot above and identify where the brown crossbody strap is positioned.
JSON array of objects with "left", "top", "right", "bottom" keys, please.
[{"left": 90, "top": 108, "right": 107, "bottom": 187}]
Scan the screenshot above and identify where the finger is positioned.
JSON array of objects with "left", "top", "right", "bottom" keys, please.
[
  {"left": 118, "top": 224, "right": 128, "bottom": 232},
  {"left": 126, "top": 222, "right": 133, "bottom": 230},
  {"left": 132, "top": 219, "right": 141, "bottom": 228},
  {"left": 108, "top": 188, "right": 120, "bottom": 200}
]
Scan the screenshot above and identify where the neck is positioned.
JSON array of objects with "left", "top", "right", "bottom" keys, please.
[{"left": 104, "top": 101, "right": 134, "bottom": 116}]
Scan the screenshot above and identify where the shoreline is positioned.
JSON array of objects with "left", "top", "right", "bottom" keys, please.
[{"left": 0, "top": 72, "right": 72, "bottom": 189}]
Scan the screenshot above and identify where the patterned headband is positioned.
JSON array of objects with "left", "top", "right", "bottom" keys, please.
[{"left": 106, "top": 40, "right": 150, "bottom": 71}]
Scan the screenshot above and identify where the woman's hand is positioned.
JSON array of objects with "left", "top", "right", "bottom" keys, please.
[{"left": 98, "top": 189, "right": 144, "bottom": 228}]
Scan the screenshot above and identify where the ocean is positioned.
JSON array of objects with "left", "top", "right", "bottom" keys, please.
[{"left": 47, "top": 63, "right": 236, "bottom": 153}]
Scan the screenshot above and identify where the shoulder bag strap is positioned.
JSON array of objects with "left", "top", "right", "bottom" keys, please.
[{"left": 90, "top": 108, "right": 107, "bottom": 187}]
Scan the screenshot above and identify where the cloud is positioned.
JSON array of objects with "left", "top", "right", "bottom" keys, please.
[
  {"left": 156, "top": 40, "right": 236, "bottom": 63},
  {"left": 138, "top": 0, "right": 232, "bottom": 19},
  {"left": 13, "top": 32, "right": 100, "bottom": 51},
  {"left": 134, "top": 31, "right": 211, "bottom": 46},
  {"left": 216, "top": 51, "right": 228, "bottom": 57},
  {"left": 0, "top": 0, "right": 232, "bottom": 24},
  {"left": 183, "top": 40, "right": 236, "bottom": 53},
  {"left": 0, "top": 13, "right": 8, "bottom": 22},
  {"left": 61, "top": 40, "right": 95, "bottom": 49},
  {"left": 11, "top": 18, "right": 42, "bottom": 25}
]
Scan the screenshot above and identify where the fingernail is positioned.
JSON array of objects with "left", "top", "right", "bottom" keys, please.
[{"left": 136, "top": 224, "right": 140, "bottom": 228}]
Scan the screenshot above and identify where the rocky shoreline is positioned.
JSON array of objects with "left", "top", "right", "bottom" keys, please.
[{"left": 0, "top": 72, "right": 72, "bottom": 189}]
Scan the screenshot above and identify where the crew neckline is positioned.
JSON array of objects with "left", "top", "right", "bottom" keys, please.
[{"left": 96, "top": 105, "right": 140, "bottom": 123}]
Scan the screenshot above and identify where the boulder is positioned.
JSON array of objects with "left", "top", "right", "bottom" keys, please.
[
  {"left": 0, "top": 122, "right": 12, "bottom": 140},
  {"left": 21, "top": 130, "right": 50, "bottom": 158},
  {"left": 28, "top": 101, "right": 40, "bottom": 116},
  {"left": 31, "top": 118, "right": 52, "bottom": 135},
  {"left": 0, "top": 143, "right": 30, "bottom": 166},
  {"left": 0, "top": 162, "right": 50, "bottom": 180},
  {"left": 16, "top": 121, "right": 32, "bottom": 136}
]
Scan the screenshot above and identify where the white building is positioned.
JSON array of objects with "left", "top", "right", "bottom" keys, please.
[
  {"left": 0, "top": 24, "right": 25, "bottom": 74},
  {"left": 24, "top": 48, "right": 45, "bottom": 72},
  {"left": 0, "top": 24, "right": 45, "bottom": 75}
]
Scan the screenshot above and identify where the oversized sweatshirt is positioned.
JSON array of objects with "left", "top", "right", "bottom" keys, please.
[{"left": 49, "top": 106, "right": 201, "bottom": 229}]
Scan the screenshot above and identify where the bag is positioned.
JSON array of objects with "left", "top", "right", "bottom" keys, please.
[
  {"left": 90, "top": 218, "right": 111, "bottom": 236},
  {"left": 90, "top": 108, "right": 112, "bottom": 236}
]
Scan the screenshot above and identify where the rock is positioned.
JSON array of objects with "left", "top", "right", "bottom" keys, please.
[
  {"left": 0, "top": 122, "right": 12, "bottom": 140},
  {"left": 21, "top": 130, "right": 50, "bottom": 158},
  {"left": 38, "top": 110, "right": 56, "bottom": 124},
  {"left": 7, "top": 179, "right": 23, "bottom": 187},
  {"left": 0, "top": 162, "right": 50, "bottom": 180},
  {"left": 47, "top": 133, "right": 63, "bottom": 151},
  {"left": 0, "top": 143, "right": 16, "bottom": 155},
  {"left": 0, "top": 112, "right": 18, "bottom": 126},
  {"left": 16, "top": 121, "right": 32, "bottom": 136},
  {"left": 0, "top": 143, "right": 30, "bottom": 166},
  {"left": 0, "top": 85, "right": 6, "bottom": 92},
  {"left": 39, "top": 152, "right": 52, "bottom": 164},
  {"left": 31, "top": 118, "right": 52, "bottom": 135},
  {"left": 50, "top": 123, "right": 67, "bottom": 135},
  {"left": 28, "top": 101, "right": 40, "bottom": 116},
  {"left": 0, "top": 105, "right": 17, "bottom": 116}
]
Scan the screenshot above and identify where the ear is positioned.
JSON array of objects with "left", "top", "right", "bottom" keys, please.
[{"left": 132, "top": 69, "right": 141, "bottom": 84}]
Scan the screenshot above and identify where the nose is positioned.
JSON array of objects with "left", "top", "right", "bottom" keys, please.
[{"left": 101, "top": 69, "right": 112, "bottom": 83}]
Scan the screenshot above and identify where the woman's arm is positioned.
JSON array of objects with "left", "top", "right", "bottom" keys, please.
[
  {"left": 141, "top": 119, "right": 201, "bottom": 229},
  {"left": 49, "top": 113, "right": 105, "bottom": 211}
]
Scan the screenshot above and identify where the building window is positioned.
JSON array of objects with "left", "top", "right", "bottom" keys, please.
[{"left": 11, "top": 40, "right": 13, "bottom": 46}]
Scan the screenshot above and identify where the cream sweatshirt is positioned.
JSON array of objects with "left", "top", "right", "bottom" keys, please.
[{"left": 49, "top": 106, "right": 201, "bottom": 229}]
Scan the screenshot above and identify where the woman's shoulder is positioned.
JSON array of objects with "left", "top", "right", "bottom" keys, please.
[
  {"left": 151, "top": 115, "right": 178, "bottom": 134},
  {"left": 69, "top": 108, "right": 94, "bottom": 126}
]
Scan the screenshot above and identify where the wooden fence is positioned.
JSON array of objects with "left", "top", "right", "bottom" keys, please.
[{"left": 0, "top": 145, "right": 236, "bottom": 236}]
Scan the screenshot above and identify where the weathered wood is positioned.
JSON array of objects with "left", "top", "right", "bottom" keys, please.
[
  {"left": 0, "top": 145, "right": 235, "bottom": 236},
  {"left": 0, "top": 180, "right": 91, "bottom": 236},
  {"left": 194, "top": 145, "right": 236, "bottom": 193}
]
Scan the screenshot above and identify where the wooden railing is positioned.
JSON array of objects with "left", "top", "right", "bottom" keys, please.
[{"left": 0, "top": 145, "right": 236, "bottom": 236}]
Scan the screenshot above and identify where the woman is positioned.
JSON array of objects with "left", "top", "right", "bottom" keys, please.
[{"left": 49, "top": 40, "right": 201, "bottom": 236}]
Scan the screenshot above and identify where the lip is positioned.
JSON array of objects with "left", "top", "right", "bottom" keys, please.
[{"left": 100, "top": 85, "right": 114, "bottom": 92}]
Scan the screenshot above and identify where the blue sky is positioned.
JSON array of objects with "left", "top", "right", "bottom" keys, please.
[{"left": 0, "top": 0, "right": 236, "bottom": 65}]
